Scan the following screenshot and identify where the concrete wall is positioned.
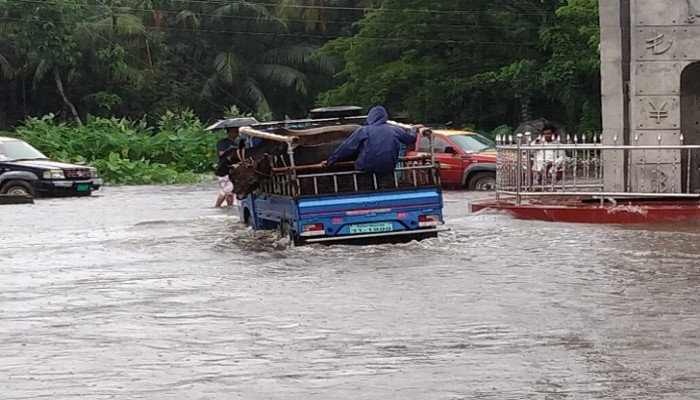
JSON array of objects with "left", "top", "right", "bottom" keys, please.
[{"left": 629, "top": 0, "right": 700, "bottom": 192}]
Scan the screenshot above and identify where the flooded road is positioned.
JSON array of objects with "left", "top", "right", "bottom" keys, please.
[{"left": 2, "top": 184, "right": 700, "bottom": 399}]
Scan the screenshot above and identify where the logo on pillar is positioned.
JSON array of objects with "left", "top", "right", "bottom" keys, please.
[
  {"left": 645, "top": 30, "right": 673, "bottom": 55},
  {"left": 647, "top": 101, "right": 669, "bottom": 123}
]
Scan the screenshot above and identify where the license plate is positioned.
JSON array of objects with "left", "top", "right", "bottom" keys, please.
[
  {"left": 349, "top": 222, "right": 393, "bottom": 234},
  {"left": 76, "top": 184, "right": 90, "bottom": 192}
]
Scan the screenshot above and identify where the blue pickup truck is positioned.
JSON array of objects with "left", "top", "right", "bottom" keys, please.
[{"left": 235, "top": 118, "right": 448, "bottom": 245}]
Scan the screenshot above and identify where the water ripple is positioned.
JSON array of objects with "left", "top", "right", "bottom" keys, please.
[{"left": 1, "top": 185, "right": 700, "bottom": 399}]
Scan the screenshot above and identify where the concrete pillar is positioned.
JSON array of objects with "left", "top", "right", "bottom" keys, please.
[
  {"left": 628, "top": 0, "right": 685, "bottom": 193},
  {"left": 599, "top": 0, "right": 700, "bottom": 193},
  {"left": 599, "top": 0, "right": 628, "bottom": 191}
]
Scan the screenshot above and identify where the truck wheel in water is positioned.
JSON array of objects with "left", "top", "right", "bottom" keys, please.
[
  {"left": 280, "top": 221, "right": 302, "bottom": 246},
  {"left": 1, "top": 180, "right": 34, "bottom": 197},
  {"left": 468, "top": 172, "right": 496, "bottom": 191},
  {"left": 243, "top": 208, "right": 252, "bottom": 227}
]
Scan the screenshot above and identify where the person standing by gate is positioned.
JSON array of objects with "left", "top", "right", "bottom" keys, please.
[{"left": 533, "top": 128, "right": 566, "bottom": 184}]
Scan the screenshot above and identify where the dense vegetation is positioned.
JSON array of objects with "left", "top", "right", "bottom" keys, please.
[
  {"left": 9, "top": 110, "right": 219, "bottom": 184},
  {"left": 0, "top": 0, "right": 600, "bottom": 183}
]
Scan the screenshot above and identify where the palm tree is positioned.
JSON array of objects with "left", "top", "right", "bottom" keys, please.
[{"left": 191, "top": 1, "right": 317, "bottom": 117}]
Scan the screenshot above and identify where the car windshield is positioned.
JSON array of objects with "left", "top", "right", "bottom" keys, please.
[
  {"left": 0, "top": 139, "right": 47, "bottom": 161},
  {"left": 449, "top": 134, "right": 495, "bottom": 153}
]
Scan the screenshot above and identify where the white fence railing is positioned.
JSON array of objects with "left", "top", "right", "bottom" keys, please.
[{"left": 496, "top": 132, "right": 700, "bottom": 204}]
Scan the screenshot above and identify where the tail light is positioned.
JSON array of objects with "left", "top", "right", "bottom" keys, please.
[
  {"left": 418, "top": 214, "right": 441, "bottom": 227},
  {"left": 301, "top": 223, "right": 325, "bottom": 237},
  {"left": 396, "top": 212, "right": 409, "bottom": 218}
]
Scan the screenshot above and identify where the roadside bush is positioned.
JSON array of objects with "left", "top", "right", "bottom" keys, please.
[
  {"left": 91, "top": 153, "right": 200, "bottom": 185},
  {"left": 3, "top": 110, "right": 221, "bottom": 185}
]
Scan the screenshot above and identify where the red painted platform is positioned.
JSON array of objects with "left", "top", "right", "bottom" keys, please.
[{"left": 469, "top": 196, "right": 700, "bottom": 224}]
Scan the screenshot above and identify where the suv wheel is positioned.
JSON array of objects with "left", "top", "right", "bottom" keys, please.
[
  {"left": 1, "top": 180, "right": 35, "bottom": 197},
  {"left": 468, "top": 172, "right": 496, "bottom": 191}
]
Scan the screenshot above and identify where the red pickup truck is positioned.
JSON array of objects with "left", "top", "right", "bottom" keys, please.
[{"left": 405, "top": 129, "right": 497, "bottom": 190}]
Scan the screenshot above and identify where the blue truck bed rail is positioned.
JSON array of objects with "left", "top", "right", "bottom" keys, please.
[{"left": 260, "top": 156, "right": 437, "bottom": 197}]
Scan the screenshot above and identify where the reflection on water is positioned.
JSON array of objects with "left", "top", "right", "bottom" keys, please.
[{"left": 1, "top": 185, "right": 700, "bottom": 399}]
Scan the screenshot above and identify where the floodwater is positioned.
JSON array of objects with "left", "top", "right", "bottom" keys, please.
[{"left": 2, "top": 184, "right": 700, "bottom": 400}]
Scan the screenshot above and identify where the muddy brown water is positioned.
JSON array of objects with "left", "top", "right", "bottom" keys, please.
[{"left": 1, "top": 183, "right": 700, "bottom": 399}]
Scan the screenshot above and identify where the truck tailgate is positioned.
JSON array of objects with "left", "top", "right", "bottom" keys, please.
[
  {"left": 297, "top": 188, "right": 442, "bottom": 217},
  {"left": 296, "top": 188, "right": 445, "bottom": 240}
]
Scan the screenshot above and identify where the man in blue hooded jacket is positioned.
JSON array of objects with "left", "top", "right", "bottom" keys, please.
[{"left": 325, "top": 105, "right": 420, "bottom": 174}]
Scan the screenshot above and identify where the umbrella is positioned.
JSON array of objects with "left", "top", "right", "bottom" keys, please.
[
  {"left": 513, "top": 118, "right": 567, "bottom": 141},
  {"left": 204, "top": 117, "right": 259, "bottom": 131}
]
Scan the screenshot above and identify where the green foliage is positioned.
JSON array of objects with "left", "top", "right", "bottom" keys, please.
[
  {"left": 462, "top": 123, "right": 513, "bottom": 141},
  {"left": 92, "top": 91, "right": 124, "bottom": 111},
  {"left": 91, "top": 153, "right": 200, "bottom": 185},
  {"left": 222, "top": 105, "right": 272, "bottom": 122},
  {"left": 0, "top": 0, "right": 603, "bottom": 137},
  {"left": 4, "top": 112, "right": 219, "bottom": 185},
  {"left": 538, "top": 0, "right": 601, "bottom": 133},
  {"left": 10, "top": 0, "right": 84, "bottom": 71},
  {"left": 319, "top": 0, "right": 601, "bottom": 132}
]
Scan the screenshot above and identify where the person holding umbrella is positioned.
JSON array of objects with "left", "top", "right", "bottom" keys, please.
[{"left": 205, "top": 117, "right": 258, "bottom": 208}]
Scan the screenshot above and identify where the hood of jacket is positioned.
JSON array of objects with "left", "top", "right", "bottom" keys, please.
[{"left": 366, "top": 106, "right": 388, "bottom": 126}]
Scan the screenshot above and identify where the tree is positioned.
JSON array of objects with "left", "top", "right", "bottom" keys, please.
[
  {"left": 0, "top": 0, "right": 603, "bottom": 132},
  {"left": 6, "top": 0, "right": 87, "bottom": 125},
  {"left": 538, "top": 0, "right": 600, "bottom": 132},
  {"left": 194, "top": 1, "right": 316, "bottom": 118},
  {"left": 317, "top": 0, "right": 602, "bottom": 131}
]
